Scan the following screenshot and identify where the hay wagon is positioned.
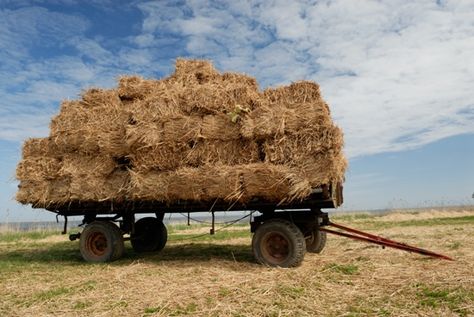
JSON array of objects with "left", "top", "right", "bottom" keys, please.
[{"left": 45, "top": 183, "right": 343, "bottom": 268}]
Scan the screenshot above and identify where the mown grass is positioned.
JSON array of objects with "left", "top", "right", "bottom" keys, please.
[{"left": 0, "top": 208, "right": 473, "bottom": 317}]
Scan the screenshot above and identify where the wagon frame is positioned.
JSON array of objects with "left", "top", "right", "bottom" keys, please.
[{"left": 43, "top": 183, "right": 343, "bottom": 267}]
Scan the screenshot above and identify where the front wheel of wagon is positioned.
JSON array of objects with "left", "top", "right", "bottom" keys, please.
[
  {"left": 80, "top": 221, "right": 124, "bottom": 262},
  {"left": 131, "top": 217, "right": 168, "bottom": 253},
  {"left": 252, "top": 219, "right": 306, "bottom": 268}
]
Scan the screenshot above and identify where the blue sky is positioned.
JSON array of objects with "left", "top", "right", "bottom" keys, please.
[{"left": 0, "top": 0, "right": 473, "bottom": 221}]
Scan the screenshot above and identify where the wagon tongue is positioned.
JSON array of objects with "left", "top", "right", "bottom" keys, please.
[{"left": 320, "top": 221, "right": 454, "bottom": 261}]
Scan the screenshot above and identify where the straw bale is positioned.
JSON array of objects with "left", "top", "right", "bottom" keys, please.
[
  {"left": 241, "top": 101, "right": 332, "bottom": 139},
  {"left": 118, "top": 76, "right": 164, "bottom": 100},
  {"left": 264, "top": 81, "right": 323, "bottom": 108},
  {"left": 236, "top": 163, "right": 293, "bottom": 202},
  {"left": 81, "top": 88, "right": 122, "bottom": 108},
  {"left": 130, "top": 163, "right": 318, "bottom": 204},
  {"left": 130, "top": 166, "right": 241, "bottom": 202},
  {"left": 68, "top": 170, "right": 129, "bottom": 202},
  {"left": 128, "top": 143, "right": 189, "bottom": 171},
  {"left": 200, "top": 113, "right": 241, "bottom": 140},
  {"left": 21, "top": 137, "right": 58, "bottom": 157},
  {"left": 186, "top": 140, "right": 259, "bottom": 167},
  {"left": 16, "top": 58, "right": 347, "bottom": 206},
  {"left": 222, "top": 72, "right": 259, "bottom": 91},
  {"left": 168, "top": 166, "right": 240, "bottom": 202},
  {"left": 16, "top": 178, "right": 71, "bottom": 207},
  {"left": 126, "top": 93, "right": 183, "bottom": 123},
  {"left": 130, "top": 140, "right": 260, "bottom": 172},
  {"left": 60, "top": 154, "right": 118, "bottom": 178},
  {"left": 16, "top": 157, "right": 62, "bottom": 181},
  {"left": 50, "top": 100, "right": 128, "bottom": 156},
  {"left": 16, "top": 170, "right": 129, "bottom": 206},
  {"left": 171, "top": 59, "right": 219, "bottom": 85},
  {"left": 162, "top": 115, "right": 202, "bottom": 143},
  {"left": 263, "top": 125, "right": 344, "bottom": 164},
  {"left": 296, "top": 151, "right": 347, "bottom": 187},
  {"left": 127, "top": 114, "right": 203, "bottom": 147},
  {"left": 178, "top": 84, "right": 260, "bottom": 115}
]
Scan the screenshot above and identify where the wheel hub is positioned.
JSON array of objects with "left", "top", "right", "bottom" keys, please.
[
  {"left": 261, "top": 232, "right": 290, "bottom": 264},
  {"left": 87, "top": 232, "right": 107, "bottom": 256}
]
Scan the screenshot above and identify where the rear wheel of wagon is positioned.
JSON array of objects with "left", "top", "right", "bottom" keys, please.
[
  {"left": 80, "top": 221, "right": 124, "bottom": 262},
  {"left": 131, "top": 217, "right": 168, "bottom": 253},
  {"left": 252, "top": 219, "right": 306, "bottom": 268},
  {"left": 306, "top": 230, "right": 327, "bottom": 253}
]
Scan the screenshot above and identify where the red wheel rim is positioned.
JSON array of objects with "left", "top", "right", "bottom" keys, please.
[
  {"left": 260, "top": 232, "right": 290, "bottom": 265},
  {"left": 86, "top": 232, "right": 108, "bottom": 257}
]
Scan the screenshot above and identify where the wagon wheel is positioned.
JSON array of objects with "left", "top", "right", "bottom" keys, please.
[
  {"left": 80, "top": 221, "right": 124, "bottom": 262},
  {"left": 306, "top": 229, "right": 327, "bottom": 253},
  {"left": 252, "top": 219, "right": 306, "bottom": 267},
  {"left": 131, "top": 217, "right": 168, "bottom": 253}
]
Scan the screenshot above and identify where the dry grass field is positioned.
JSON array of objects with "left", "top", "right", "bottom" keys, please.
[{"left": 1, "top": 207, "right": 473, "bottom": 317}]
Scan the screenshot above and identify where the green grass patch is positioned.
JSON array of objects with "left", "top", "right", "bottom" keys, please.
[
  {"left": 416, "top": 284, "right": 474, "bottom": 316},
  {"left": 278, "top": 285, "right": 305, "bottom": 299},
  {"left": 325, "top": 263, "right": 359, "bottom": 275},
  {"left": 0, "top": 230, "right": 59, "bottom": 243}
]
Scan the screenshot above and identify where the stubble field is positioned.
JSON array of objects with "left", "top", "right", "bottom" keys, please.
[{"left": 1, "top": 207, "right": 473, "bottom": 317}]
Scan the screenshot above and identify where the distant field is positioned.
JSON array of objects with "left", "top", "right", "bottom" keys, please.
[{"left": 1, "top": 207, "right": 473, "bottom": 316}]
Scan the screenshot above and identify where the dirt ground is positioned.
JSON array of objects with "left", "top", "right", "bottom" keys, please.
[{"left": 0, "top": 207, "right": 473, "bottom": 316}]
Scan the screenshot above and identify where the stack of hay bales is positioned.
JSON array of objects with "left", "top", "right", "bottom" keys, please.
[{"left": 16, "top": 59, "right": 346, "bottom": 208}]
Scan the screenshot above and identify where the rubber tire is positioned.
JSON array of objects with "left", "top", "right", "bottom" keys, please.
[
  {"left": 131, "top": 217, "right": 168, "bottom": 253},
  {"left": 306, "top": 230, "right": 327, "bottom": 253},
  {"left": 80, "top": 221, "right": 124, "bottom": 262},
  {"left": 252, "top": 219, "right": 306, "bottom": 268},
  {"left": 103, "top": 222, "right": 125, "bottom": 260}
]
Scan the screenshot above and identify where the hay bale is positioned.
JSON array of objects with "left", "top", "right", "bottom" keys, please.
[
  {"left": 200, "top": 113, "right": 241, "bottom": 140},
  {"left": 129, "top": 140, "right": 260, "bottom": 172},
  {"left": 128, "top": 143, "right": 189, "bottom": 171},
  {"left": 130, "top": 166, "right": 241, "bottom": 202},
  {"left": 126, "top": 93, "right": 183, "bottom": 123},
  {"left": 263, "top": 125, "right": 344, "bottom": 164},
  {"left": 186, "top": 140, "right": 260, "bottom": 167},
  {"left": 50, "top": 98, "right": 128, "bottom": 156},
  {"left": 68, "top": 170, "right": 129, "bottom": 202},
  {"left": 16, "top": 58, "right": 347, "bottom": 207},
  {"left": 16, "top": 157, "right": 62, "bottom": 181},
  {"left": 178, "top": 83, "right": 260, "bottom": 115},
  {"left": 222, "top": 72, "right": 259, "bottom": 91},
  {"left": 81, "top": 88, "right": 122, "bottom": 108},
  {"left": 295, "top": 152, "right": 347, "bottom": 188},
  {"left": 264, "top": 81, "right": 322, "bottom": 107},
  {"left": 171, "top": 59, "right": 220, "bottom": 85},
  {"left": 21, "top": 137, "right": 58, "bottom": 157},
  {"left": 126, "top": 114, "right": 202, "bottom": 148},
  {"left": 241, "top": 101, "right": 332, "bottom": 139},
  {"left": 16, "top": 178, "right": 71, "bottom": 207},
  {"left": 118, "top": 76, "right": 164, "bottom": 100},
  {"left": 60, "top": 154, "right": 118, "bottom": 178}
]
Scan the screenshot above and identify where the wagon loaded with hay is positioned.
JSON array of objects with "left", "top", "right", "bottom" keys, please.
[{"left": 16, "top": 60, "right": 347, "bottom": 267}]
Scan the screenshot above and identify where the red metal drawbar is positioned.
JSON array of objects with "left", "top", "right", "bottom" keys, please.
[{"left": 320, "top": 221, "right": 454, "bottom": 261}]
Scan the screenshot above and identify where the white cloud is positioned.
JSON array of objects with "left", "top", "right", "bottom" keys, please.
[{"left": 138, "top": 0, "right": 474, "bottom": 158}]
